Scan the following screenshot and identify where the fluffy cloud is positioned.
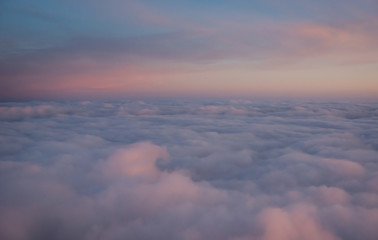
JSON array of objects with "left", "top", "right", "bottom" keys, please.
[
  {"left": 0, "top": 99, "right": 377, "bottom": 239},
  {"left": 101, "top": 142, "right": 169, "bottom": 179}
]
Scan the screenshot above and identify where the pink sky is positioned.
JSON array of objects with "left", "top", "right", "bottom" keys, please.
[{"left": 1, "top": 0, "right": 377, "bottom": 99}]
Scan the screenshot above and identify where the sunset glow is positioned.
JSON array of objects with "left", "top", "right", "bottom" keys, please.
[
  {"left": 1, "top": 2, "right": 378, "bottom": 240},
  {"left": 1, "top": 0, "right": 377, "bottom": 99}
]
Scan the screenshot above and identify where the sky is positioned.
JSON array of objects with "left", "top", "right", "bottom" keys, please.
[{"left": 0, "top": 0, "right": 378, "bottom": 99}]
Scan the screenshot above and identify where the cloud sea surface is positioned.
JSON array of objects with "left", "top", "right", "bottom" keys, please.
[{"left": 0, "top": 99, "right": 377, "bottom": 240}]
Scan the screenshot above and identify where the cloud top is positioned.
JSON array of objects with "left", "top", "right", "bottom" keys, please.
[{"left": 0, "top": 99, "right": 377, "bottom": 239}]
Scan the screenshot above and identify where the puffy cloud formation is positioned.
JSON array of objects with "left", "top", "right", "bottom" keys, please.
[
  {"left": 0, "top": 99, "right": 377, "bottom": 240},
  {"left": 102, "top": 142, "right": 169, "bottom": 179}
]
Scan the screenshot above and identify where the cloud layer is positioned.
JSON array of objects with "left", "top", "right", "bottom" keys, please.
[{"left": 0, "top": 99, "right": 378, "bottom": 239}]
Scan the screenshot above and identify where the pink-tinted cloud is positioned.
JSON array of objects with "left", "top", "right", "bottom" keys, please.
[
  {"left": 102, "top": 141, "right": 169, "bottom": 180},
  {"left": 257, "top": 206, "right": 340, "bottom": 240},
  {"left": 1, "top": 100, "right": 378, "bottom": 239}
]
